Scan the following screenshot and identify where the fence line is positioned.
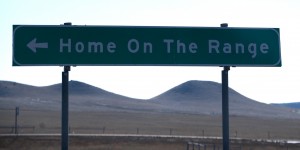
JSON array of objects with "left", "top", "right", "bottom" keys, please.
[
  {"left": 0, "top": 125, "right": 294, "bottom": 141},
  {"left": 186, "top": 142, "right": 207, "bottom": 150},
  {"left": 0, "top": 126, "right": 35, "bottom": 134}
]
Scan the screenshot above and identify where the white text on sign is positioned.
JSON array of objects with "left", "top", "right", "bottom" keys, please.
[{"left": 59, "top": 38, "right": 269, "bottom": 59}]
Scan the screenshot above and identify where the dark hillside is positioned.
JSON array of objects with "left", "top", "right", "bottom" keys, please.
[
  {"left": 0, "top": 80, "right": 299, "bottom": 119},
  {"left": 150, "top": 80, "right": 299, "bottom": 118}
]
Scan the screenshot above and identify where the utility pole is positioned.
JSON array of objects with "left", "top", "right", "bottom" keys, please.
[{"left": 15, "top": 107, "right": 19, "bottom": 134}]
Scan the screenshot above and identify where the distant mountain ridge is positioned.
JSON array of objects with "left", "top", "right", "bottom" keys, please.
[
  {"left": 0, "top": 80, "right": 133, "bottom": 98},
  {"left": 0, "top": 80, "right": 299, "bottom": 119},
  {"left": 272, "top": 102, "right": 300, "bottom": 109}
]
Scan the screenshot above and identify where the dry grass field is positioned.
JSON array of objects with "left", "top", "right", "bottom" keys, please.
[
  {"left": 1, "top": 135, "right": 300, "bottom": 150},
  {"left": 1, "top": 109, "right": 300, "bottom": 149},
  {"left": 1, "top": 109, "right": 300, "bottom": 139}
]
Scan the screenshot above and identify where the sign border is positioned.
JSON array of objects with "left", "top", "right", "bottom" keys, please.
[{"left": 13, "top": 25, "right": 281, "bottom": 67}]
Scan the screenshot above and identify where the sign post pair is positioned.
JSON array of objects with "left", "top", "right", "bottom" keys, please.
[{"left": 12, "top": 24, "right": 282, "bottom": 150}]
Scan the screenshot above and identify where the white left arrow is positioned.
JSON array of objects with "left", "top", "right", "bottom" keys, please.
[{"left": 27, "top": 38, "right": 48, "bottom": 53}]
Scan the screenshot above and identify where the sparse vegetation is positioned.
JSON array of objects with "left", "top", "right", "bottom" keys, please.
[
  {"left": 1, "top": 109, "right": 300, "bottom": 140},
  {"left": 1, "top": 80, "right": 300, "bottom": 149},
  {"left": 1, "top": 134, "right": 300, "bottom": 150}
]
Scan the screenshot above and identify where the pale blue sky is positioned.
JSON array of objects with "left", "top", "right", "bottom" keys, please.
[{"left": 1, "top": 0, "right": 300, "bottom": 103}]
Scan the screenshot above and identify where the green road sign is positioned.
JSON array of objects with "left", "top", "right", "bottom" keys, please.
[{"left": 13, "top": 25, "right": 281, "bottom": 66}]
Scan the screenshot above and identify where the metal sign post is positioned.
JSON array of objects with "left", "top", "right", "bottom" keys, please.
[
  {"left": 61, "top": 66, "right": 70, "bottom": 150},
  {"left": 61, "top": 22, "right": 72, "bottom": 150},
  {"left": 222, "top": 66, "right": 230, "bottom": 150},
  {"left": 221, "top": 23, "right": 230, "bottom": 150}
]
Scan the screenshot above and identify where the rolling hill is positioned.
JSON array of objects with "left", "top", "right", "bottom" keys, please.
[
  {"left": 0, "top": 80, "right": 299, "bottom": 119},
  {"left": 0, "top": 80, "right": 164, "bottom": 112},
  {"left": 151, "top": 80, "right": 299, "bottom": 118}
]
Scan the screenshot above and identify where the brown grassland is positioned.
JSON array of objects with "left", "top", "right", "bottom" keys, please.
[{"left": 1, "top": 109, "right": 300, "bottom": 149}]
